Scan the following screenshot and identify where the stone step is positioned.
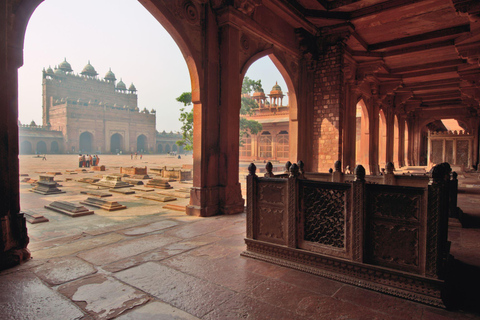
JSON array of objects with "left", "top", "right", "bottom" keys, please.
[
  {"left": 80, "top": 190, "right": 112, "bottom": 197},
  {"left": 44, "top": 201, "right": 94, "bottom": 217},
  {"left": 80, "top": 197, "right": 127, "bottom": 211},
  {"left": 135, "top": 194, "right": 176, "bottom": 202}
]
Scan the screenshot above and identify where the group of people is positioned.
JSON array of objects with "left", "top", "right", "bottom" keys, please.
[
  {"left": 130, "top": 152, "right": 142, "bottom": 160},
  {"left": 78, "top": 154, "right": 100, "bottom": 168}
]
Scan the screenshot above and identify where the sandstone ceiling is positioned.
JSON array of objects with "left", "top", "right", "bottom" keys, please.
[{"left": 263, "top": 0, "right": 480, "bottom": 117}]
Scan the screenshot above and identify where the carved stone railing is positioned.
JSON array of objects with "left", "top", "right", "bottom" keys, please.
[{"left": 243, "top": 161, "right": 453, "bottom": 307}]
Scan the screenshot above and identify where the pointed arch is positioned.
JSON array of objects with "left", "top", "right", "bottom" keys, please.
[
  {"left": 355, "top": 98, "right": 370, "bottom": 172},
  {"left": 378, "top": 109, "right": 387, "bottom": 169}
]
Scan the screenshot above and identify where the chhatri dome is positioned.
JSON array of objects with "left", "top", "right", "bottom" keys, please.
[
  {"left": 116, "top": 78, "right": 126, "bottom": 90},
  {"left": 80, "top": 60, "right": 98, "bottom": 77},
  {"left": 104, "top": 68, "right": 116, "bottom": 82},
  {"left": 46, "top": 66, "right": 54, "bottom": 75},
  {"left": 270, "top": 82, "right": 283, "bottom": 94},
  {"left": 128, "top": 83, "right": 137, "bottom": 92},
  {"left": 252, "top": 87, "right": 266, "bottom": 99},
  {"left": 58, "top": 58, "right": 72, "bottom": 73}
]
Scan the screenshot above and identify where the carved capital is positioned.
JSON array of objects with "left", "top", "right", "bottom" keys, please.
[{"left": 234, "top": 0, "right": 262, "bottom": 16}]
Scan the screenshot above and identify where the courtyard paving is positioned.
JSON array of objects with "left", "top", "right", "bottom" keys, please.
[{"left": 0, "top": 155, "right": 479, "bottom": 319}]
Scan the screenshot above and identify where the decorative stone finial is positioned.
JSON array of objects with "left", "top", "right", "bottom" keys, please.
[
  {"left": 328, "top": 168, "right": 333, "bottom": 173},
  {"left": 334, "top": 161, "right": 341, "bottom": 172},
  {"left": 285, "top": 161, "right": 292, "bottom": 173},
  {"left": 354, "top": 165, "right": 366, "bottom": 181},
  {"left": 386, "top": 162, "right": 394, "bottom": 174},
  {"left": 248, "top": 163, "right": 257, "bottom": 176},
  {"left": 297, "top": 160, "right": 305, "bottom": 175},
  {"left": 289, "top": 163, "right": 299, "bottom": 178},
  {"left": 265, "top": 162, "right": 274, "bottom": 177},
  {"left": 345, "top": 165, "right": 351, "bottom": 174},
  {"left": 452, "top": 171, "right": 458, "bottom": 180},
  {"left": 431, "top": 163, "right": 446, "bottom": 183}
]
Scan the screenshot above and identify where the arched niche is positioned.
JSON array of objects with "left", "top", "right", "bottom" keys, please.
[{"left": 355, "top": 98, "right": 370, "bottom": 173}]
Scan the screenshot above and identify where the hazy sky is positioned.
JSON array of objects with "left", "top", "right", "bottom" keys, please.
[{"left": 19, "top": 0, "right": 288, "bottom": 132}]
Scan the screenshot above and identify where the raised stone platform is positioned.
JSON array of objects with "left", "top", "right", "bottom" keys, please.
[
  {"left": 92, "top": 165, "right": 106, "bottom": 171},
  {"left": 80, "top": 197, "right": 127, "bottom": 211},
  {"left": 22, "top": 209, "right": 49, "bottom": 224},
  {"left": 156, "top": 191, "right": 190, "bottom": 198},
  {"left": 80, "top": 190, "right": 112, "bottom": 197},
  {"left": 120, "top": 166, "right": 147, "bottom": 176},
  {"left": 145, "top": 178, "right": 173, "bottom": 189},
  {"left": 135, "top": 194, "right": 176, "bottom": 202},
  {"left": 110, "top": 188, "right": 135, "bottom": 195},
  {"left": 131, "top": 187, "right": 154, "bottom": 192},
  {"left": 78, "top": 178, "right": 100, "bottom": 184},
  {"left": 45, "top": 201, "right": 94, "bottom": 217},
  {"left": 123, "top": 178, "right": 144, "bottom": 185},
  {"left": 30, "top": 175, "right": 66, "bottom": 195},
  {"left": 94, "top": 175, "right": 133, "bottom": 189}
]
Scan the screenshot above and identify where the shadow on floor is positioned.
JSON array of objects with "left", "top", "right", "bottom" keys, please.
[{"left": 443, "top": 258, "right": 480, "bottom": 315}]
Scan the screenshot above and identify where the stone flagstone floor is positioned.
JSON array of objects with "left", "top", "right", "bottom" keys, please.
[
  {"left": 1, "top": 209, "right": 480, "bottom": 319},
  {"left": 2, "top": 155, "right": 480, "bottom": 319}
]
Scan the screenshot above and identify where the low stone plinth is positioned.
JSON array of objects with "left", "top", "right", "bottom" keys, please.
[
  {"left": 176, "top": 187, "right": 191, "bottom": 193},
  {"left": 78, "top": 178, "right": 100, "bottom": 184},
  {"left": 80, "top": 190, "right": 112, "bottom": 197},
  {"left": 46, "top": 172, "right": 62, "bottom": 176},
  {"left": 130, "top": 174, "right": 151, "bottom": 179},
  {"left": 92, "top": 165, "right": 106, "bottom": 171},
  {"left": 145, "top": 178, "right": 173, "bottom": 189},
  {"left": 45, "top": 201, "right": 94, "bottom": 217},
  {"left": 123, "top": 178, "right": 144, "bottom": 185},
  {"left": 22, "top": 209, "right": 49, "bottom": 224},
  {"left": 94, "top": 175, "right": 133, "bottom": 189},
  {"left": 162, "top": 204, "right": 186, "bottom": 212},
  {"left": 80, "top": 197, "right": 126, "bottom": 211},
  {"left": 131, "top": 187, "right": 154, "bottom": 192},
  {"left": 149, "top": 168, "right": 163, "bottom": 175},
  {"left": 120, "top": 166, "right": 147, "bottom": 175},
  {"left": 110, "top": 188, "right": 135, "bottom": 194},
  {"left": 135, "top": 194, "right": 176, "bottom": 202},
  {"left": 156, "top": 191, "right": 190, "bottom": 198},
  {"left": 30, "top": 175, "right": 65, "bottom": 195}
]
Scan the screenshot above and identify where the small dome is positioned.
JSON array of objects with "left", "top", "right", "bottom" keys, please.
[
  {"left": 54, "top": 67, "right": 65, "bottom": 75},
  {"left": 270, "top": 81, "right": 282, "bottom": 94},
  {"left": 80, "top": 61, "right": 98, "bottom": 77},
  {"left": 128, "top": 83, "right": 137, "bottom": 92},
  {"left": 58, "top": 58, "right": 72, "bottom": 72},
  {"left": 104, "top": 68, "right": 116, "bottom": 81},
  {"left": 253, "top": 87, "right": 265, "bottom": 98},
  {"left": 46, "top": 66, "right": 54, "bottom": 74},
  {"left": 116, "top": 79, "right": 126, "bottom": 90},
  {"left": 30, "top": 120, "right": 37, "bottom": 126}
]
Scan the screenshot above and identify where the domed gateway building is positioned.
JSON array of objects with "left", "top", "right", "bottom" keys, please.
[{"left": 19, "top": 59, "right": 156, "bottom": 154}]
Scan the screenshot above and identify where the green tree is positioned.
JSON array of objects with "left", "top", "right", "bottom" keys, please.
[
  {"left": 240, "top": 77, "right": 263, "bottom": 145},
  {"left": 175, "top": 77, "right": 263, "bottom": 150},
  {"left": 175, "top": 92, "right": 193, "bottom": 151}
]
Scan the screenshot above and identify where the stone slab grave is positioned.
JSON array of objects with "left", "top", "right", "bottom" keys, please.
[
  {"left": 45, "top": 201, "right": 94, "bottom": 217},
  {"left": 78, "top": 177, "right": 100, "bottom": 184},
  {"left": 22, "top": 209, "right": 49, "bottom": 224},
  {"left": 120, "top": 166, "right": 147, "bottom": 176},
  {"left": 176, "top": 187, "right": 191, "bottom": 193},
  {"left": 131, "top": 187, "right": 154, "bottom": 192},
  {"left": 156, "top": 191, "right": 190, "bottom": 198},
  {"left": 30, "top": 175, "right": 66, "bottom": 195},
  {"left": 130, "top": 174, "right": 151, "bottom": 179},
  {"left": 94, "top": 175, "right": 133, "bottom": 189},
  {"left": 46, "top": 172, "right": 62, "bottom": 176},
  {"left": 145, "top": 178, "right": 173, "bottom": 189},
  {"left": 110, "top": 188, "right": 135, "bottom": 195},
  {"left": 123, "top": 178, "right": 144, "bottom": 185},
  {"left": 80, "top": 190, "right": 112, "bottom": 197},
  {"left": 135, "top": 194, "right": 176, "bottom": 202},
  {"left": 162, "top": 204, "right": 186, "bottom": 212},
  {"left": 80, "top": 197, "right": 126, "bottom": 211},
  {"left": 92, "top": 165, "right": 106, "bottom": 171}
]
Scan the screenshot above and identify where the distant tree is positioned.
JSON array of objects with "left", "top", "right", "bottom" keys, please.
[
  {"left": 175, "top": 92, "right": 193, "bottom": 151},
  {"left": 175, "top": 77, "right": 263, "bottom": 150},
  {"left": 240, "top": 77, "right": 263, "bottom": 146}
]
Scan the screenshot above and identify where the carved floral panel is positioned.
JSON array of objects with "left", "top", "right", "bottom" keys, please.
[{"left": 302, "top": 186, "right": 345, "bottom": 248}]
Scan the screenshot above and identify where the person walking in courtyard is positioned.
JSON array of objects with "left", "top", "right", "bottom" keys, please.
[
  {"left": 134, "top": 152, "right": 137, "bottom": 159},
  {"left": 96, "top": 155, "right": 100, "bottom": 166},
  {"left": 131, "top": 153, "right": 133, "bottom": 160},
  {"left": 42, "top": 154, "right": 47, "bottom": 160},
  {"left": 88, "top": 154, "right": 93, "bottom": 167},
  {"left": 140, "top": 154, "right": 142, "bottom": 160}
]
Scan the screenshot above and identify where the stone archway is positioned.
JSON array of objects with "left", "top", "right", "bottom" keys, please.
[
  {"left": 157, "top": 144, "right": 163, "bottom": 153},
  {"left": 36, "top": 141, "right": 47, "bottom": 154},
  {"left": 165, "top": 144, "right": 171, "bottom": 153},
  {"left": 51, "top": 141, "right": 59, "bottom": 153},
  {"left": 79, "top": 132, "right": 93, "bottom": 153},
  {"left": 20, "top": 141, "right": 32, "bottom": 154},
  {"left": 137, "top": 134, "right": 147, "bottom": 153},
  {"left": 110, "top": 133, "right": 123, "bottom": 153}
]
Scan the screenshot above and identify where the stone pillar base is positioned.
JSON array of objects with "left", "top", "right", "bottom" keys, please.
[
  {"left": 187, "top": 183, "right": 245, "bottom": 217},
  {"left": 0, "top": 248, "right": 30, "bottom": 270}
]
